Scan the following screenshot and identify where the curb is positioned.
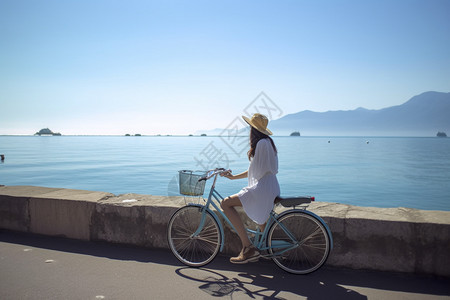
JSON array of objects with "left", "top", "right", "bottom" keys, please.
[{"left": 1, "top": 185, "right": 449, "bottom": 277}]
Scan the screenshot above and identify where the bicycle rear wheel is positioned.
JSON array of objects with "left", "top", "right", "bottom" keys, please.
[
  {"left": 267, "top": 211, "right": 331, "bottom": 274},
  {"left": 167, "top": 205, "right": 221, "bottom": 267}
]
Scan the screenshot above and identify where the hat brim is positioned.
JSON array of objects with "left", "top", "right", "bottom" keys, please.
[{"left": 242, "top": 116, "right": 273, "bottom": 136}]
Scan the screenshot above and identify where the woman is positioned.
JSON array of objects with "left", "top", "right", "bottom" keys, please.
[{"left": 221, "top": 113, "right": 280, "bottom": 264}]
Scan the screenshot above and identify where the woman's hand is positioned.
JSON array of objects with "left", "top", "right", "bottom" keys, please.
[{"left": 221, "top": 170, "right": 234, "bottom": 179}]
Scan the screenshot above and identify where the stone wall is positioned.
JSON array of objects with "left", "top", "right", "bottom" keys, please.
[{"left": 1, "top": 185, "right": 449, "bottom": 277}]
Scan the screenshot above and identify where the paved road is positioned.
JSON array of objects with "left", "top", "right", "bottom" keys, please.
[{"left": 1, "top": 231, "right": 449, "bottom": 300}]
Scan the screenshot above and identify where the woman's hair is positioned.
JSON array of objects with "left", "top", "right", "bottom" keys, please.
[{"left": 247, "top": 127, "right": 277, "bottom": 160}]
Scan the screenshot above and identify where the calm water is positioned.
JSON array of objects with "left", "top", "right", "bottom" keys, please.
[{"left": 1, "top": 136, "right": 449, "bottom": 211}]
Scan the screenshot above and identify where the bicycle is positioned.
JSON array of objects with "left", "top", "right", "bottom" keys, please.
[{"left": 167, "top": 168, "right": 333, "bottom": 274}]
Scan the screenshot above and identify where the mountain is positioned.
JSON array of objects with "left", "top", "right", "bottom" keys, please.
[{"left": 269, "top": 91, "right": 450, "bottom": 136}]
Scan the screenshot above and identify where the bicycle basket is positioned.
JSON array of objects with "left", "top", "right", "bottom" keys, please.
[{"left": 178, "top": 170, "right": 206, "bottom": 196}]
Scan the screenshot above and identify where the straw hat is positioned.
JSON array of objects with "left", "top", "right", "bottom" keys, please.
[{"left": 242, "top": 113, "right": 273, "bottom": 136}]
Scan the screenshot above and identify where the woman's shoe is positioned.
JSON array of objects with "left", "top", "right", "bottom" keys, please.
[{"left": 230, "top": 246, "right": 260, "bottom": 264}]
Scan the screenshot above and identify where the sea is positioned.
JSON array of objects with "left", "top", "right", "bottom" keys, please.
[{"left": 1, "top": 135, "right": 449, "bottom": 211}]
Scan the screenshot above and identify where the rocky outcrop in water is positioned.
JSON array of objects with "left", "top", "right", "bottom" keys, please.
[{"left": 35, "top": 128, "right": 61, "bottom": 136}]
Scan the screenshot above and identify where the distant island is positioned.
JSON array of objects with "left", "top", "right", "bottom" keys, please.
[
  {"left": 269, "top": 91, "right": 450, "bottom": 136},
  {"left": 437, "top": 132, "right": 447, "bottom": 137},
  {"left": 35, "top": 128, "right": 61, "bottom": 136},
  {"left": 290, "top": 131, "right": 301, "bottom": 136},
  {"left": 196, "top": 91, "right": 449, "bottom": 137}
]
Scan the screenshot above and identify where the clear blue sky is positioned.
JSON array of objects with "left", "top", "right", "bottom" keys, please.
[{"left": 1, "top": 0, "right": 449, "bottom": 135}]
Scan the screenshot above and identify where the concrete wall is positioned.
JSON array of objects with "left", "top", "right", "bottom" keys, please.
[{"left": 1, "top": 185, "right": 449, "bottom": 277}]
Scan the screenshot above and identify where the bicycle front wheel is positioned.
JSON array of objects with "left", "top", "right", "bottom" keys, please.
[
  {"left": 267, "top": 211, "right": 331, "bottom": 274},
  {"left": 167, "top": 205, "right": 221, "bottom": 267}
]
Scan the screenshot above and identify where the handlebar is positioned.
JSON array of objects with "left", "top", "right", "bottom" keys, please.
[{"left": 198, "top": 168, "right": 231, "bottom": 182}]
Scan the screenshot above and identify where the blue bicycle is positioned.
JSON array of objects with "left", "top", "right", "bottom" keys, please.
[{"left": 167, "top": 168, "right": 333, "bottom": 274}]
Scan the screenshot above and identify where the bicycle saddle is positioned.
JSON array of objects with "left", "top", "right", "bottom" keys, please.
[{"left": 274, "top": 196, "right": 315, "bottom": 207}]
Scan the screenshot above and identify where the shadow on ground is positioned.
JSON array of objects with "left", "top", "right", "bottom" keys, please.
[{"left": 176, "top": 257, "right": 450, "bottom": 300}]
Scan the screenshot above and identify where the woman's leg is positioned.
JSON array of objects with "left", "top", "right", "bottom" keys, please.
[
  {"left": 220, "top": 195, "right": 251, "bottom": 248},
  {"left": 258, "top": 223, "right": 266, "bottom": 232}
]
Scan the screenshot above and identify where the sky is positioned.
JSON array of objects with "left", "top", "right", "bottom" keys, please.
[{"left": 1, "top": 0, "right": 449, "bottom": 135}]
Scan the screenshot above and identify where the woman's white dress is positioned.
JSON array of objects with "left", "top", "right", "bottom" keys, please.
[{"left": 237, "top": 138, "right": 280, "bottom": 225}]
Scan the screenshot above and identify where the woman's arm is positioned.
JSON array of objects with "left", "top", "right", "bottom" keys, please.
[{"left": 222, "top": 170, "right": 248, "bottom": 180}]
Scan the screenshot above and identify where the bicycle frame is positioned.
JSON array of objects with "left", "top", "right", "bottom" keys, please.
[{"left": 190, "top": 171, "right": 308, "bottom": 256}]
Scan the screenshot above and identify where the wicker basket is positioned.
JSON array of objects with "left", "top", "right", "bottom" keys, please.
[{"left": 179, "top": 170, "right": 206, "bottom": 196}]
